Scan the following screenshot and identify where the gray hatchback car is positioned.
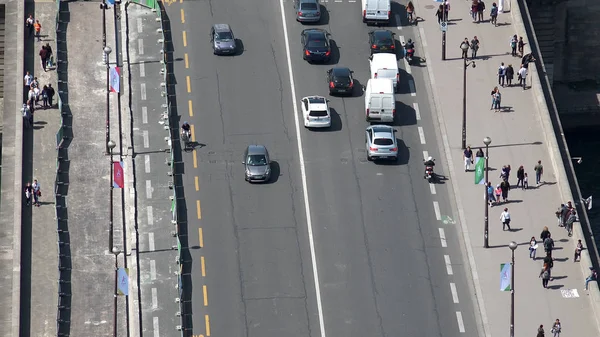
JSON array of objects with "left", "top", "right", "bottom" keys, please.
[
  {"left": 365, "top": 125, "right": 398, "bottom": 161},
  {"left": 210, "top": 24, "right": 237, "bottom": 55},
  {"left": 243, "top": 145, "right": 272, "bottom": 183},
  {"left": 295, "top": 0, "right": 321, "bottom": 23}
]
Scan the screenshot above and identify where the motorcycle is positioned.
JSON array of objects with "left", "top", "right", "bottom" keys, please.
[
  {"left": 424, "top": 159, "right": 435, "bottom": 183},
  {"left": 404, "top": 45, "right": 415, "bottom": 64},
  {"left": 181, "top": 129, "right": 191, "bottom": 149}
]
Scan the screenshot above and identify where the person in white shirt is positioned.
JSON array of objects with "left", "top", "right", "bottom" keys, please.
[
  {"left": 24, "top": 71, "right": 33, "bottom": 88},
  {"left": 518, "top": 65, "right": 527, "bottom": 89},
  {"left": 500, "top": 207, "right": 511, "bottom": 231}
]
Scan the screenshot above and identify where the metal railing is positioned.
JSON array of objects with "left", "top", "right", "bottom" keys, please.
[{"left": 55, "top": 0, "right": 72, "bottom": 335}]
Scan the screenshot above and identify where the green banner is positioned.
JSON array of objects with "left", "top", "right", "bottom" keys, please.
[{"left": 474, "top": 157, "right": 485, "bottom": 185}]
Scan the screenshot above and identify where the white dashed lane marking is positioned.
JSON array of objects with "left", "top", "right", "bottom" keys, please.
[
  {"left": 450, "top": 283, "right": 459, "bottom": 303},
  {"left": 429, "top": 183, "right": 436, "bottom": 195},
  {"left": 144, "top": 154, "right": 151, "bottom": 173},
  {"left": 141, "top": 106, "right": 148, "bottom": 124},
  {"left": 147, "top": 206, "right": 154, "bottom": 226},
  {"left": 137, "top": 18, "right": 143, "bottom": 34},
  {"left": 138, "top": 38, "right": 144, "bottom": 55},
  {"left": 151, "top": 288, "right": 158, "bottom": 310},
  {"left": 142, "top": 130, "right": 149, "bottom": 148},
  {"left": 140, "top": 83, "right": 147, "bottom": 101},
  {"left": 139, "top": 61, "right": 145, "bottom": 78},
  {"left": 444, "top": 255, "right": 453, "bottom": 275},
  {"left": 148, "top": 232, "right": 155, "bottom": 251},
  {"left": 408, "top": 80, "right": 416, "bottom": 96},
  {"left": 456, "top": 312, "right": 465, "bottom": 333},
  {"left": 149, "top": 259, "right": 157, "bottom": 280},
  {"left": 433, "top": 201, "right": 441, "bottom": 220},
  {"left": 413, "top": 103, "right": 421, "bottom": 120},
  {"left": 418, "top": 127, "right": 426, "bottom": 144},
  {"left": 153, "top": 317, "right": 160, "bottom": 337},
  {"left": 438, "top": 228, "right": 447, "bottom": 247},
  {"left": 146, "top": 180, "right": 153, "bottom": 199},
  {"left": 422, "top": 150, "right": 428, "bottom": 160}
]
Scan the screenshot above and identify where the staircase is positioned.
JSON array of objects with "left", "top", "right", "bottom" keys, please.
[{"left": 528, "top": 3, "right": 556, "bottom": 83}]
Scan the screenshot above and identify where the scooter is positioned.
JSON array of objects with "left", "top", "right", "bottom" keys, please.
[
  {"left": 181, "top": 129, "right": 191, "bottom": 150},
  {"left": 424, "top": 159, "right": 435, "bottom": 183},
  {"left": 404, "top": 45, "right": 415, "bottom": 64}
]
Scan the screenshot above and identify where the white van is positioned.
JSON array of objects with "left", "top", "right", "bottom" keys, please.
[
  {"left": 369, "top": 53, "right": 399, "bottom": 92},
  {"left": 364, "top": 78, "right": 395, "bottom": 122},
  {"left": 362, "top": 0, "right": 391, "bottom": 25}
]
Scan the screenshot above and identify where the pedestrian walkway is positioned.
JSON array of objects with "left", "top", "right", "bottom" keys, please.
[{"left": 414, "top": 0, "right": 600, "bottom": 336}]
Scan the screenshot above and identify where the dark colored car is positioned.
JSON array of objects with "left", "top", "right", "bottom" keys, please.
[
  {"left": 301, "top": 29, "right": 332, "bottom": 63},
  {"left": 327, "top": 67, "right": 354, "bottom": 95},
  {"left": 368, "top": 29, "right": 396, "bottom": 55}
]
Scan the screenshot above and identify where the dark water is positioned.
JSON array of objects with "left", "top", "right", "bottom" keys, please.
[{"left": 564, "top": 127, "right": 600, "bottom": 248}]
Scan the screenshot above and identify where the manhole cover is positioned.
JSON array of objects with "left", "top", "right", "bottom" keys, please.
[{"left": 425, "top": 4, "right": 435, "bottom": 9}]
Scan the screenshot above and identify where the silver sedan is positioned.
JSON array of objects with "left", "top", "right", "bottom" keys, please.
[
  {"left": 243, "top": 145, "right": 272, "bottom": 183},
  {"left": 365, "top": 125, "right": 398, "bottom": 161},
  {"left": 295, "top": 0, "right": 321, "bottom": 23}
]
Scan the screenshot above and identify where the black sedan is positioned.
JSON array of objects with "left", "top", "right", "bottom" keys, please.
[
  {"left": 327, "top": 67, "right": 354, "bottom": 96},
  {"left": 301, "top": 29, "right": 332, "bottom": 63},
  {"left": 368, "top": 29, "right": 396, "bottom": 55}
]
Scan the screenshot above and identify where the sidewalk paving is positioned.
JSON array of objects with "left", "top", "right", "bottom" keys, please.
[{"left": 415, "top": 0, "right": 600, "bottom": 336}]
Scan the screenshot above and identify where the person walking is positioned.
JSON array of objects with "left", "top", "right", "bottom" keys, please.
[
  {"left": 543, "top": 252, "right": 554, "bottom": 279},
  {"left": 556, "top": 203, "right": 568, "bottom": 227},
  {"left": 41, "top": 85, "right": 49, "bottom": 109},
  {"left": 32, "top": 179, "right": 41, "bottom": 207},
  {"left": 25, "top": 14, "right": 34, "bottom": 38},
  {"left": 487, "top": 182, "right": 496, "bottom": 206},
  {"left": 470, "top": 0, "right": 478, "bottom": 22},
  {"left": 523, "top": 172, "right": 529, "bottom": 189},
  {"left": 500, "top": 179, "right": 510, "bottom": 202},
  {"left": 529, "top": 236, "right": 538, "bottom": 259},
  {"left": 518, "top": 64, "right": 528, "bottom": 89},
  {"left": 495, "top": 184, "right": 502, "bottom": 204},
  {"left": 510, "top": 34, "right": 518, "bottom": 56},
  {"left": 498, "top": 62, "right": 506, "bottom": 86},
  {"left": 540, "top": 263, "right": 550, "bottom": 288},
  {"left": 460, "top": 38, "right": 470, "bottom": 58},
  {"left": 33, "top": 19, "right": 42, "bottom": 42},
  {"left": 537, "top": 325, "right": 545, "bottom": 337},
  {"left": 493, "top": 88, "right": 502, "bottom": 112},
  {"left": 39, "top": 46, "right": 48, "bottom": 72},
  {"left": 543, "top": 233, "right": 555, "bottom": 257},
  {"left": 24, "top": 71, "right": 33, "bottom": 90},
  {"left": 490, "top": 86, "right": 498, "bottom": 110},
  {"left": 574, "top": 239, "right": 583, "bottom": 262},
  {"left": 516, "top": 165, "right": 525, "bottom": 188},
  {"left": 46, "top": 84, "right": 55, "bottom": 107},
  {"left": 476, "top": 147, "right": 484, "bottom": 158},
  {"left": 463, "top": 146, "right": 473, "bottom": 171},
  {"left": 500, "top": 207, "right": 511, "bottom": 230},
  {"left": 518, "top": 36, "right": 525, "bottom": 57},
  {"left": 476, "top": 0, "right": 485, "bottom": 22},
  {"left": 505, "top": 64, "right": 514, "bottom": 86},
  {"left": 585, "top": 267, "right": 597, "bottom": 290},
  {"left": 24, "top": 182, "right": 33, "bottom": 206},
  {"left": 45, "top": 43, "right": 54, "bottom": 68},
  {"left": 565, "top": 210, "right": 576, "bottom": 237},
  {"left": 490, "top": 2, "right": 498, "bottom": 26},
  {"left": 436, "top": 5, "right": 445, "bottom": 24},
  {"left": 551, "top": 319, "right": 561, "bottom": 337},
  {"left": 540, "top": 226, "right": 551, "bottom": 241},
  {"left": 470, "top": 36, "right": 480, "bottom": 59},
  {"left": 534, "top": 160, "right": 543, "bottom": 185}
]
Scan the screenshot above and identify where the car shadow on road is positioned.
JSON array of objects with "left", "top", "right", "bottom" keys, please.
[
  {"left": 350, "top": 78, "right": 364, "bottom": 98},
  {"left": 393, "top": 101, "right": 416, "bottom": 126},
  {"left": 329, "top": 39, "right": 340, "bottom": 65},
  {"left": 235, "top": 39, "right": 245, "bottom": 56},
  {"left": 390, "top": 1, "right": 404, "bottom": 27},
  {"left": 267, "top": 161, "right": 281, "bottom": 184}
]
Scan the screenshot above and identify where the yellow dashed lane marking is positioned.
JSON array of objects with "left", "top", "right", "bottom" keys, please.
[
  {"left": 203, "top": 285, "right": 208, "bottom": 306},
  {"left": 195, "top": 176, "right": 199, "bottom": 191},
  {"left": 182, "top": 31, "right": 187, "bottom": 47},
  {"left": 188, "top": 100, "right": 193, "bottom": 117},
  {"left": 205, "top": 315, "right": 211, "bottom": 336},
  {"left": 185, "top": 53, "right": 189, "bottom": 68},
  {"left": 197, "top": 200, "right": 202, "bottom": 219},
  {"left": 186, "top": 76, "right": 191, "bottom": 92},
  {"left": 181, "top": 9, "right": 185, "bottom": 23},
  {"left": 198, "top": 228, "right": 204, "bottom": 247},
  {"left": 201, "top": 256, "right": 206, "bottom": 276}
]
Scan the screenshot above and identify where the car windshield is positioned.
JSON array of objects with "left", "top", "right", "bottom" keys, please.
[
  {"left": 300, "top": 3, "right": 318, "bottom": 10},
  {"left": 333, "top": 75, "right": 350, "bottom": 84},
  {"left": 309, "top": 110, "right": 328, "bottom": 117},
  {"left": 216, "top": 32, "right": 233, "bottom": 41},
  {"left": 375, "top": 34, "right": 393, "bottom": 45},
  {"left": 247, "top": 154, "right": 267, "bottom": 166},
  {"left": 374, "top": 138, "right": 394, "bottom": 146},
  {"left": 307, "top": 39, "right": 327, "bottom": 48}
]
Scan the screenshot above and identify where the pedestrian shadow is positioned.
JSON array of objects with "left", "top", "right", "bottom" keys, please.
[
  {"left": 504, "top": 199, "right": 523, "bottom": 204},
  {"left": 476, "top": 52, "right": 511, "bottom": 61},
  {"left": 552, "top": 246, "right": 564, "bottom": 250},
  {"left": 498, "top": 106, "right": 514, "bottom": 113},
  {"left": 496, "top": 22, "right": 512, "bottom": 27},
  {"left": 507, "top": 227, "right": 524, "bottom": 232},
  {"left": 547, "top": 284, "right": 564, "bottom": 290},
  {"left": 553, "top": 257, "right": 569, "bottom": 262},
  {"left": 488, "top": 240, "right": 530, "bottom": 248},
  {"left": 487, "top": 141, "right": 543, "bottom": 148}
]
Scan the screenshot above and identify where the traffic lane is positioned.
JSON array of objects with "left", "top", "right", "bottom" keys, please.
[
  {"left": 170, "top": 0, "right": 317, "bottom": 336},
  {"left": 283, "top": 3, "right": 479, "bottom": 336}
]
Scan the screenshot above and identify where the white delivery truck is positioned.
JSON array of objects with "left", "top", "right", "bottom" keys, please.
[
  {"left": 364, "top": 78, "right": 395, "bottom": 123},
  {"left": 362, "top": 0, "right": 391, "bottom": 25},
  {"left": 369, "top": 53, "right": 399, "bottom": 92}
]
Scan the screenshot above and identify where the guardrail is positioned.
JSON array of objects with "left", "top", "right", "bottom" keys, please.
[{"left": 54, "top": 0, "right": 72, "bottom": 336}]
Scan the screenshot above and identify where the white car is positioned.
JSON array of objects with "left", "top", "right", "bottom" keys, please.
[{"left": 301, "top": 96, "right": 331, "bottom": 128}]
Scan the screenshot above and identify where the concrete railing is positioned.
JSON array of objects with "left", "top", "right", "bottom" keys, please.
[{"left": 511, "top": 0, "right": 600, "bottom": 331}]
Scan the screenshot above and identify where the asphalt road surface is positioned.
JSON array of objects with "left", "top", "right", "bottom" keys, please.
[{"left": 164, "top": 0, "right": 481, "bottom": 336}]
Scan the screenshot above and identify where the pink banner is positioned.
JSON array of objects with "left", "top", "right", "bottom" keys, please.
[
  {"left": 113, "top": 161, "right": 124, "bottom": 188},
  {"left": 109, "top": 66, "right": 120, "bottom": 93}
]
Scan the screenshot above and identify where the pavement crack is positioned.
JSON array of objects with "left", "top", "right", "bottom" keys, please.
[
  {"left": 215, "top": 71, "right": 226, "bottom": 145},
  {"left": 207, "top": 0, "right": 214, "bottom": 17},
  {"left": 269, "top": 42, "right": 291, "bottom": 142}
]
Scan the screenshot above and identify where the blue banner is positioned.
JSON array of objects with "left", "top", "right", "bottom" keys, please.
[{"left": 500, "top": 263, "right": 511, "bottom": 291}]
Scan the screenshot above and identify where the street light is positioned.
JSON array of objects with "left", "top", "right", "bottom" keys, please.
[
  {"left": 112, "top": 246, "right": 121, "bottom": 337},
  {"left": 508, "top": 241, "right": 518, "bottom": 337},
  {"left": 461, "top": 44, "right": 476, "bottom": 150},
  {"left": 104, "top": 46, "right": 113, "bottom": 155},
  {"left": 483, "top": 136, "right": 492, "bottom": 248},
  {"left": 441, "top": 1, "right": 448, "bottom": 60},
  {"left": 108, "top": 140, "right": 116, "bottom": 252}
]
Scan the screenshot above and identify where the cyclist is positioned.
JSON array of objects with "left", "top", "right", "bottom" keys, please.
[{"left": 181, "top": 121, "right": 191, "bottom": 142}]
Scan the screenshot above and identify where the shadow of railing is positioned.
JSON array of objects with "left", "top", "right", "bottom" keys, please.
[
  {"left": 518, "top": 1, "right": 600, "bottom": 273},
  {"left": 54, "top": 0, "right": 72, "bottom": 335}
]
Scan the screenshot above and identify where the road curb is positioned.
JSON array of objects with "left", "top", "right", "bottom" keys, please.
[{"left": 510, "top": 3, "right": 600, "bottom": 334}]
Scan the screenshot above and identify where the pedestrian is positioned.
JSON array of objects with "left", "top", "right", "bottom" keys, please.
[
  {"left": 499, "top": 165, "right": 508, "bottom": 181},
  {"left": 529, "top": 236, "right": 538, "bottom": 259},
  {"left": 39, "top": 46, "right": 48, "bottom": 72},
  {"left": 22, "top": 104, "right": 32, "bottom": 129},
  {"left": 543, "top": 252, "right": 554, "bottom": 279},
  {"left": 477, "top": 0, "right": 485, "bottom": 22},
  {"left": 490, "top": 2, "right": 498, "bottom": 26},
  {"left": 516, "top": 165, "right": 525, "bottom": 188},
  {"left": 24, "top": 71, "right": 33, "bottom": 89},
  {"left": 585, "top": 267, "right": 597, "bottom": 290},
  {"left": 495, "top": 184, "right": 502, "bottom": 203},
  {"left": 33, "top": 19, "right": 42, "bottom": 42},
  {"left": 521, "top": 53, "right": 536, "bottom": 69},
  {"left": 487, "top": 182, "right": 496, "bottom": 206},
  {"left": 476, "top": 147, "right": 484, "bottom": 158},
  {"left": 518, "top": 36, "right": 525, "bottom": 57},
  {"left": 25, "top": 14, "right": 34, "bottom": 38},
  {"left": 24, "top": 182, "right": 33, "bottom": 206},
  {"left": 543, "top": 233, "right": 554, "bottom": 257},
  {"left": 463, "top": 146, "right": 473, "bottom": 171},
  {"left": 490, "top": 86, "right": 498, "bottom": 110},
  {"left": 45, "top": 43, "right": 54, "bottom": 68},
  {"left": 551, "top": 319, "right": 561, "bottom": 337},
  {"left": 500, "top": 207, "right": 511, "bottom": 230},
  {"left": 523, "top": 172, "right": 529, "bottom": 189},
  {"left": 510, "top": 34, "right": 518, "bottom": 56},
  {"left": 32, "top": 179, "right": 41, "bottom": 207},
  {"left": 540, "top": 263, "right": 550, "bottom": 288},
  {"left": 556, "top": 203, "right": 567, "bottom": 227},
  {"left": 494, "top": 88, "right": 502, "bottom": 112},
  {"left": 565, "top": 210, "right": 576, "bottom": 237},
  {"left": 470, "top": 0, "right": 478, "bottom": 21},
  {"left": 30, "top": 76, "right": 39, "bottom": 90},
  {"left": 498, "top": 62, "right": 506, "bottom": 86},
  {"left": 28, "top": 87, "right": 36, "bottom": 104},
  {"left": 460, "top": 38, "right": 470, "bottom": 58},
  {"left": 534, "top": 160, "right": 543, "bottom": 185},
  {"left": 574, "top": 239, "right": 583, "bottom": 262},
  {"left": 500, "top": 179, "right": 510, "bottom": 202},
  {"left": 436, "top": 5, "right": 445, "bottom": 24},
  {"left": 540, "top": 226, "right": 551, "bottom": 241},
  {"left": 443, "top": 0, "right": 450, "bottom": 19},
  {"left": 470, "top": 36, "right": 480, "bottom": 59},
  {"left": 537, "top": 325, "right": 545, "bottom": 337},
  {"left": 41, "top": 85, "right": 49, "bottom": 109},
  {"left": 46, "top": 84, "right": 55, "bottom": 107},
  {"left": 504, "top": 164, "right": 511, "bottom": 181},
  {"left": 506, "top": 64, "right": 514, "bottom": 86},
  {"left": 518, "top": 64, "right": 527, "bottom": 89}
]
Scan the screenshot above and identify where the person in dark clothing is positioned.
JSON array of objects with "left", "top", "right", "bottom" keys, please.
[
  {"left": 39, "top": 46, "right": 48, "bottom": 72},
  {"left": 543, "top": 252, "right": 554, "bottom": 279},
  {"left": 544, "top": 234, "right": 555, "bottom": 257},
  {"left": 521, "top": 53, "right": 536, "bottom": 68},
  {"left": 476, "top": 0, "right": 485, "bottom": 22},
  {"left": 44, "top": 43, "right": 53, "bottom": 68},
  {"left": 516, "top": 165, "right": 525, "bottom": 189},
  {"left": 24, "top": 182, "right": 33, "bottom": 206},
  {"left": 475, "top": 148, "right": 484, "bottom": 158},
  {"left": 46, "top": 84, "right": 55, "bottom": 107},
  {"left": 540, "top": 226, "right": 551, "bottom": 241},
  {"left": 41, "top": 85, "right": 49, "bottom": 109},
  {"left": 537, "top": 324, "right": 545, "bottom": 337},
  {"left": 500, "top": 180, "right": 510, "bottom": 202},
  {"left": 505, "top": 64, "right": 515, "bottom": 86}
]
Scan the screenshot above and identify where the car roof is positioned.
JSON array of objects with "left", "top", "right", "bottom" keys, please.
[
  {"left": 368, "top": 125, "right": 394, "bottom": 135},
  {"left": 299, "top": 0, "right": 319, "bottom": 3},
  {"left": 371, "top": 29, "right": 393, "bottom": 38},
  {"left": 331, "top": 67, "right": 351, "bottom": 76},
  {"left": 213, "top": 24, "right": 232, "bottom": 33},
  {"left": 303, "top": 29, "right": 327, "bottom": 37},
  {"left": 246, "top": 145, "right": 268, "bottom": 155},
  {"left": 305, "top": 96, "right": 327, "bottom": 104}
]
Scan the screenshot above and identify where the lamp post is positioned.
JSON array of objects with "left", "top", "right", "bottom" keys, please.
[
  {"left": 461, "top": 44, "right": 476, "bottom": 150},
  {"left": 483, "top": 136, "right": 492, "bottom": 248},
  {"left": 441, "top": 1, "right": 447, "bottom": 60},
  {"left": 112, "top": 246, "right": 121, "bottom": 337},
  {"left": 104, "top": 46, "right": 112, "bottom": 155},
  {"left": 508, "top": 241, "right": 518, "bottom": 337},
  {"left": 108, "top": 140, "right": 116, "bottom": 252}
]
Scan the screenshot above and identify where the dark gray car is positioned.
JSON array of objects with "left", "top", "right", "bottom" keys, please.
[
  {"left": 243, "top": 145, "right": 272, "bottom": 183},
  {"left": 210, "top": 24, "right": 237, "bottom": 55},
  {"left": 295, "top": 0, "right": 321, "bottom": 23}
]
